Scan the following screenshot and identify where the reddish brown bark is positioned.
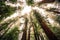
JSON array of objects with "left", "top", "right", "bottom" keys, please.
[
  {"left": 27, "top": 27, "right": 30, "bottom": 40},
  {"left": 42, "top": 0, "right": 55, "bottom": 3},
  {"left": 34, "top": 11, "right": 58, "bottom": 40},
  {"left": 21, "top": 29, "right": 27, "bottom": 40},
  {"left": 33, "top": 25, "right": 37, "bottom": 40},
  {"left": 21, "top": 18, "right": 28, "bottom": 40}
]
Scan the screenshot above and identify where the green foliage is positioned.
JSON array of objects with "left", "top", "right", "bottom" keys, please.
[
  {"left": 46, "top": 8, "right": 57, "bottom": 11},
  {"left": 0, "top": 1, "right": 5, "bottom": 6},
  {"left": 0, "top": 23, "right": 10, "bottom": 31},
  {"left": 26, "top": 0, "right": 34, "bottom": 6},
  {"left": 0, "top": 0, "right": 60, "bottom": 40},
  {"left": 52, "top": 27, "right": 60, "bottom": 34},
  {"left": 0, "top": 27, "right": 19, "bottom": 40},
  {"left": 0, "top": 0, "right": 7, "bottom": 2},
  {"left": 48, "top": 25, "right": 60, "bottom": 40},
  {"left": 0, "top": 1, "right": 16, "bottom": 21},
  {"left": 0, "top": 1, "right": 18, "bottom": 40},
  {"left": 32, "top": 13, "right": 45, "bottom": 40},
  {"left": 9, "top": 0, "right": 17, "bottom": 3},
  {"left": 0, "top": 19, "right": 15, "bottom": 31},
  {"left": 55, "top": 15, "right": 60, "bottom": 24},
  {"left": 52, "top": 27, "right": 60, "bottom": 40}
]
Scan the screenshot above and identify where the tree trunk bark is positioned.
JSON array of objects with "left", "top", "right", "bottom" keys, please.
[
  {"left": 34, "top": 11, "right": 58, "bottom": 40},
  {"left": 27, "top": 27, "right": 30, "bottom": 40},
  {"left": 21, "top": 18, "right": 28, "bottom": 40}
]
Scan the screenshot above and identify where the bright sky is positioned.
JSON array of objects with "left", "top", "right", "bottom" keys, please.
[
  {"left": 34, "top": 0, "right": 43, "bottom": 3},
  {"left": 21, "top": 6, "right": 32, "bottom": 16}
]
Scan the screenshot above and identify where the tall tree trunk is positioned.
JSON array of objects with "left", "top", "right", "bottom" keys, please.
[
  {"left": 27, "top": 27, "right": 30, "bottom": 40},
  {"left": 34, "top": 10, "right": 58, "bottom": 40},
  {"left": 33, "top": 22, "right": 40, "bottom": 40},
  {"left": 21, "top": 18, "right": 28, "bottom": 40},
  {"left": 30, "top": 13, "right": 42, "bottom": 40},
  {"left": 30, "top": 15, "right": 38, "bottom": 40},
  {"left": 33, "top": 25, "right": 37, "bottom": 40}
]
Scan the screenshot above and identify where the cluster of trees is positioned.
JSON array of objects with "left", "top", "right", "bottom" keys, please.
[
  {"left": 0, "top": 0, "right": 60, "bottom": 40},
  {"left": 0, "top": 0, "right": 19, "bottom": 40},
  {"left": 0, "top": 0, "right": 16, "bottom": 22}
]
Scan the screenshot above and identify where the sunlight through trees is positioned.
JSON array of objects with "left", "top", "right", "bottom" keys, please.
[{"left": 0, "top": 0, "right": 60, "bottom": 40}]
